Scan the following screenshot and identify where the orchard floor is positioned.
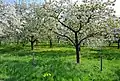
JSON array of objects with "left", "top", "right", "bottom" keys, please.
[{"left": 0, "top": 44, "right": 120, "bottom": 81}]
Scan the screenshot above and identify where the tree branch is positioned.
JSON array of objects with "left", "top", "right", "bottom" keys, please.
[
  {"left": 76, "top": 21, "right": 82, "bottom": 32},
  {"left": 58, "top": 20, "right": 76, "bottom": 32},
  {"left": 85, "top": 15, "right": 92, "bottom": 24},
  {"left": 53, "top": 31, "right": 75, "bottom": 46},
  {"left": 28, "top": 38, "right": 31, "bottom": 42},
  {"left": 33, "top": 38, "right": 37, "bottom": 43},
  {"left": 78, "top": 32, "right": 101, "bottom": 45},
  {"left": 85, "top": 7, "right": 95, "bottom": 24}
]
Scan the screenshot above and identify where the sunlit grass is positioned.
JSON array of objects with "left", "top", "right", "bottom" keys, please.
[{"left": 0, "top": 44, "right": 120, "bottom": 81}]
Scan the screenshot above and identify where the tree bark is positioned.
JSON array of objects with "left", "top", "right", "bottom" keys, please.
[
  {"left": 57, "top": 37, "right": 60, "bottom": 44},
  {"left": 108, "top": 41, "right": 111, "bottom": 47},
  {"left": 31, "top": 41, "right": 34, "bottom": 50},
  {"left": 0, "top": 41, "right": 1, "bottom": 46},
  {"left": 57, "top": 36, "right": 60, "bottom": 44},
  {"left": 30, "top": 36, "right": 35, "bottom": 50},
  {"left": 50, "top": 39, "right": 52, "bottom": 48},
  {"left": 17, "top": 39, "right": 19, "bottom": 44},
  {"left": 22, "top": 43, "right": 25, "bottom": 47},
  {"left": 35, "top": 39, "right": 39, "bottom": 46},
  {"left": 118, "top": 39, "right": 120, "bottom": 49},
  {"left": 75, "top": 32, "right": 80, "bottom": 63},
  {"left": 100, "top": 55, "right": 102, "bottom": 71},
  {"left": 16, "top": 36, "right": 20, "bottom": 44}
]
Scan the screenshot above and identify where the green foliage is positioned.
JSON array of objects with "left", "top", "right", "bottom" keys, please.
[{"left": 0, "top": 45, "right": 120, "bottom": 81}]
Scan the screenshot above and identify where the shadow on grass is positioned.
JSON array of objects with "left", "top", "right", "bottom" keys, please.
[
  {"left": 35, "top": 50, "right": 75, "bottom": 57},
  {"left": 0, "top": 60, "right": 35, "bottom": 81},
  {"left": 13, "top": 50, "right": 75, "bottom": 58},
  {"left": 0, "top": 45, "right": 24, "bottom": 54},
  {"left": 84, "top": 47, "right": 120, "bottom": 60},
  {"left": 1, "top": 45, "right": 120, "bottom": 60},
  {"left": 0, "top": 56, "right": 73, "bottom": 81},
  {"left": 115, "top": 69, "right": 120, "bottom": 81}
]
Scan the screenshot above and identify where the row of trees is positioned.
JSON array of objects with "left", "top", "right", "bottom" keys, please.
[{"left": 0, "top": 0, "right": 120, "bottom": 63}]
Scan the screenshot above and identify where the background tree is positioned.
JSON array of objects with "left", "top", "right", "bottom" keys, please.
[
  {"left": 105, "top": 17, "right": 120, "bottom": 47},
  {"left": 0, "top": 3, "right": 25, "bottom": 45}
]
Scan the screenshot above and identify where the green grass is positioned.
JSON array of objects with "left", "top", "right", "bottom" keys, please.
[{"left": 0, "top": 44, "right": 120, "bottom": 81}]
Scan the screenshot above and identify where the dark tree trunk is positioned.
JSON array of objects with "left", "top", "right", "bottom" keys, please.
[
  {"left": 50, "top": 39, "right": 52, "bottom": 48},
  {"left": 16, "top": 36, "right": 20, "bottom": 44},
  {"left": 108, "top": 41, "right": 111, "bottom": 47},
  {"left": 21, "top": 40, "right": 25, "bottom": 47},
  {"left": 17, "top": 39, "right": 19, "bottom": 44},
  {"left": 83, "top": 43, "right": 85, "bottom": 46},
  {"left": 30, "top": 36, "right": 35, "bottom": 50},
  {"left": 57, "top": 38, "right": 60, "bottom": 44},
  {"left": 78, "top": 45, "right": 80, "bottom": 51},
  {"left": 0, "top": 41, "right": 1, "bottom": 46},
  {"left": 31, "top": 42, "right": 34, "bottom": 50},
  {"left": 35, "top": 39, "right": 39, "bottom": 46},
  {"left": 118, "top": 39, "right": 120, "bottom": 49},
  {"left": 75, "top": 32, "right": 80, "bottom": 63},
  {"left": 22, "top": 43, "right": 25, "bottom": 47},
  {"left": 100, "top": 56, "right": 102, "bottom": 71},
  {"left": 57, "top": 36, "right": 60, "bottom": 44}
]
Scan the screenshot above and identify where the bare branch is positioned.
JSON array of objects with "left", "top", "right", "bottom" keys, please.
[{"left": 53, "top": 31, "right": 75, "bottom": 46}]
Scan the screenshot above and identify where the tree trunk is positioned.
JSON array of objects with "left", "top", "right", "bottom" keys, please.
[
  {"left": 76, "top": 45, "right": 80, "bottom": 63},
  {"left": 50, "top": 39, "right": 52, "bottom": 48},
  {"left": 0, "top": 41, "right": 1, "bottom": 46},
  {"left": 57, "top": 38, "right": 60, "bottom": 44},
  {"left": 75, "top": 32, "right": 80, "bottom": 63},
  {"left": 22, "top": 43, "right": 25, "bottom": 47},
  {"left": 35, "top": 39, "right": 39, "bottom": 46},
  {"left": 108, "top": 41, "right": 111, "bottom": 47},
  {"left": 57, "top": 36, "right": 60, "bottom": 44},
  {"left": 118, "top": 39, "right": 120, "bottom": 49},
  {"left": 100, "top": 55, "right": 102, "bottom": 71},
  {"left": 17, "top": 37, "right": 20, "bottom": 44},
  {"left": 31, "top": 42, "right": 34, "bottom": 50}
]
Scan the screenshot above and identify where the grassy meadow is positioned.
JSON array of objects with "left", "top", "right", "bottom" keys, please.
[{"left": 0, "top": 44, "right": 120, "bottom": 81}]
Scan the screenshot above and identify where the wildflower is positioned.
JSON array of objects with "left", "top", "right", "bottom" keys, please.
[{"left": 43, "top": 73, "right": 52, "bottom": 77}]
